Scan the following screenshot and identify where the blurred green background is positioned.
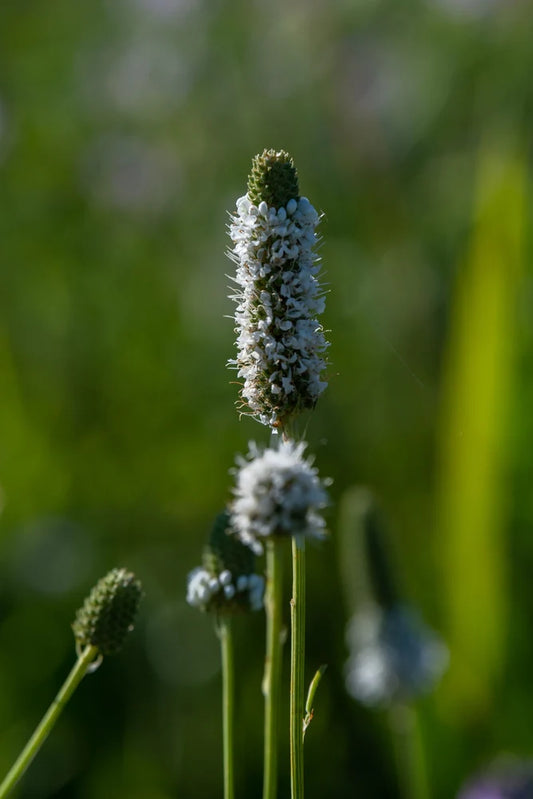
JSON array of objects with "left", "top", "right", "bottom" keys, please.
[{"left": 0, "top": 0, "right": 532, "bottom": 796}]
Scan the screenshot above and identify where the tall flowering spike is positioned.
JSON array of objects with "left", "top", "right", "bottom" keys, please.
[
  {"left": 230, "top": 440, "right": 329, "bottom": 555},
  {"left": 72, "top": 568, "right": 142, "bottom": 657},
  {"left": 228, "top": 149, "right": 328, "bottom": 429},
  {"left": 187, "top": 511, "right": 265, "bottom": 614}
]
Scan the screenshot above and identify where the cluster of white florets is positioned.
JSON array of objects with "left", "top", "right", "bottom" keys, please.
[
  {"left": 344, "top": 604, "right": 448, "bottom": 707},
  {"left": 230, "top": 440, "right": 329, "bottom": 555},
  {"left": 186, "top": 566, "right": 264, "bottom": 613},
  {"left": 228, "top": 194, "right": 328, "bottom": 428}
]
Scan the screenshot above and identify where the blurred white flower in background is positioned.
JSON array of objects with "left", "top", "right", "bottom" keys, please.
[{"left": 345, "top": 603, "right": 448, "bottom": 707}]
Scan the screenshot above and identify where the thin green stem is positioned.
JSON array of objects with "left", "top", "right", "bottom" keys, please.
[
  {"left": 218, "top": 617, "right": 235, "bottom": 799},
  {"left": 290, "top": 534, "right": 306, "bottom": 799},
  {"left": 389, "top": 703, "right": 430, "bottom": 799},
  {"left": 0, "top": 644, "right": 100, "bottom": 799},
  {"left": 263, "top": 538, "right": 284, "bottom": 799}
]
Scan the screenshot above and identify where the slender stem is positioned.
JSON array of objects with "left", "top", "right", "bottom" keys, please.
[
  {"left": 389, "top": 703, "right": 430, "bottom": 799},
  {"left": 0, "top": 644, "right": 100, "bottom": 799},
  {"left": 218, "top": 617, "right": 235, "bottom": 799},
  {"left": 263, "top": 538, "right": 284, "bottom": 799},
  {"left": 290, "top": 534, "right": 306, "bottom": 799}
]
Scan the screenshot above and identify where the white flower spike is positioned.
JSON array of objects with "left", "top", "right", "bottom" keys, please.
[{"left": 227, "top": 149, "right": 328, "bottom": 429}]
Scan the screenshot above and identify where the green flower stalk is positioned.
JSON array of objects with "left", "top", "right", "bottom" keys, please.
[
  {"left": 0, "top": 568, "right": 142, "bottom": 799},
  {"left": 228, "top": 149, "right": 330, "bottom": 799},
  {"left": 227, "top": 149, "right": 328, "bottom": 431},
  {"left": 262, "top": 536, "right": 284, "bottom": 799},
  {"left": 186, "top": 512, "right": 265, "bottom": 799}
]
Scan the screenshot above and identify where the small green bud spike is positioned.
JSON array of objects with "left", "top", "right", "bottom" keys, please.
[
  {"left": 72, "top": 568, "right": 142, "bottom": 657},
  {"left": 203, "top": 511, "right": 255, "bottom": 578},
  {"left": 247, "top": 149, "right": 299, "bottom": 209}
]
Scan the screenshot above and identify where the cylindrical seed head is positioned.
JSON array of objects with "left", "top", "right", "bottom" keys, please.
[{"left": 72, "top": 567, "right": 142, "bottom": 656}]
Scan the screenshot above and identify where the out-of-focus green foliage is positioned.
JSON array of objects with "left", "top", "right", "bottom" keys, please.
[
  {"left": 436, "top": 143, "right": 526, "bottom": 719},
  {"left": 0, "top": 0, "right": 532, "bottom": 796}
]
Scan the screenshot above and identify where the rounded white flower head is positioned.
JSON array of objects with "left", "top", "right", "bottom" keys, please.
[
  {"left": 186, "top": 512, "right": 265, "bottom": 614},
  {"left": 230, "top": 440, "right": 329, "bottom": 555},
  {"left": 227, "top": 149, "right": 328, "bottom": 429},
  {"left": 344, "top": 604, "right": 449, "bottom": 707}
]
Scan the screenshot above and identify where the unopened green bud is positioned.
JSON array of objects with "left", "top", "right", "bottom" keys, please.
[
  {"left": 247, "top": 149, "right": 299, "bottom": 209},
  {"left": 72, "top": 568, "right": 142, "bottom": 656}
]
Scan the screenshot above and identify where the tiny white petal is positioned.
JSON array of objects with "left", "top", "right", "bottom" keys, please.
[
  {"left": 219, "top": 570, "right": 232, "bottom": 586},
  {"left": 286, "top": 198, "right": 297, "bottom": 215},
  {"left": 248, "top": 575, "right": 265, "bottom": 610},
  {"left": 197, "top": 585, "right": 210, "bottom": 603},
  {"left": 224, "top": 584, "right": 236, "bottom": 599}
]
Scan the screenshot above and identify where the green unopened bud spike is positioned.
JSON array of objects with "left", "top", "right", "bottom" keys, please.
[
  {"left": 247, "top": 149, "right": 299, "bottom": 209},
  {"left": 72, "top": 568, "right": 142, "bottom": 656}
]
